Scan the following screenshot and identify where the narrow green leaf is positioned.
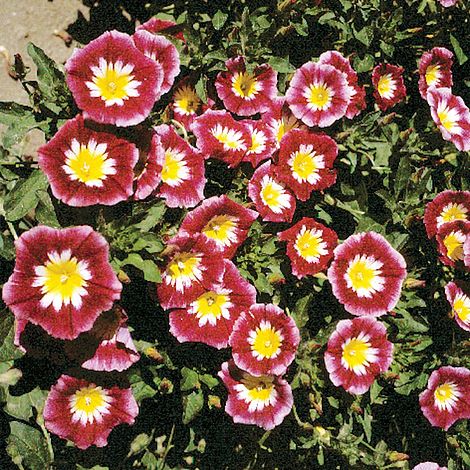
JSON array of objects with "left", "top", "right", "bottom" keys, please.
[
  {"left": 182, "top": 390, "right": 204, "bottom": 424},
  {"left": 212, "top": 10, "right": 228, "bottom": 30},
  {"left": 450, "top": 34, "right": 468, "bottom": 65},
  {"left": 0, "top": 311, "right": 24, "bottom": 363}
]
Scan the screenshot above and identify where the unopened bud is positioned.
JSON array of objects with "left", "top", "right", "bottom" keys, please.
[{"left": 388, "top": 451, "right": 409, "bottom": 462}]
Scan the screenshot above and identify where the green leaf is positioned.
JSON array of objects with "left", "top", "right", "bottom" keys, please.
[
  {"left": 4, "top": 387, "right": 47, "bottom": 421},
  {"left": 130, "top": 375, "right": 157, "bottom": 402},
  {"left": 353, "top": 54, "right": 375, "bottom": 73},
  {"left": 394, "top": 155, "right": 412, "bottom": 196},
  {"left": 212, "top": 10, "right": 228, "bottom": 30},
  {"left": 290, "top": 294, "right": 312, "bottom": 329},
  {"left": 6, "top": 421, "right": 53, "bottom": 470},
  {"left": 182, "top": 390, "right": 204, "bottom": 424},
  {"left": 268, "top": 56, "right": 295, "bottom": 74},
  {"left": 450, "top": 34, "right": 468, "bottom": 65},
  {"left": 355, "top": 26, "right": 374, "bottom": 47},
  {"left": 199, "top": 374, "right": 219, "bottom": 389},
  {"left": 35, "top": 190, "right": 60, "bottom": 227},
  {"left": 180, "top": 367, "right": 200, "bottom": 392},
  {"left": 0, "top": 311, "right": 24, "bottom": 363},
  {"left": 121, "top": 253, "right": 161, "bottom": 282},
  {"left": 0, "top": 102, "right": 39, "bottom": 150},
  {"left": 134, "top": 201, "right": 166, "bottom": 231},
  {"left": 4, "top": 170, "right": 49, "bottom": 221}
]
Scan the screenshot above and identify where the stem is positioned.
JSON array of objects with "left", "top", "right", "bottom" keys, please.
[
  {"left": 170, "top": 119, "right": 188, "bottom": 141},
  {"left": 7, "top": 221, "right": 18, "bottom": 240},
  {"left": 158, "top": 424, "right": 175, "bottom": 470}
]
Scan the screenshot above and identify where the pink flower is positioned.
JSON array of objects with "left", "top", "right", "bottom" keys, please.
[
  {"left": 229, "top": 304, "right": 300, "bottom": 377},
  {"left": 413, "top": 463, "right": 447, "bottom": 470},
  {"left": 318, "top": 51, "right": 366, "bottom": 119},
  {"left": 241, "top": 119, "right": 277, "bottom": 167},
  {"left": 436, "top": 220, "right": 470, "bottom": 268},
  {"left": 324, "top": 317, "right": 393, "bottom": 394},
  {"left": 419, "top": 366, "right": 470, "bottom": 431},
  {"left": 157, "top": 233, "right": 225, "bottom": 310},
  {"left": 465, "top": 236, "right": 470, "bottom": 269},
  {"left": 154, "top": 124, "right": 205, "bottom": 208},
  {"left": 248, "top": 161, "right": 296, "bottom": 223},
  {"left": 418, "top": 47, "right": 453, "bottom": 99},
  {"left": 38, "top": 115, "right": 138, "bottom": 206},
  {"left": 278, "top": 218, "right": 338, "bottom": 279},
  {"left": 276, "top": 129, "right": 338, "bottom": 201},
  {"left": 286, "top": 61, "right": 351, "bottom": 127},
  {"left": 133, "top": 130, "right": 164, "bottom": 200},
  {"left": 65, "top": 31, "right": 162, "bottom": 126},
  {"left": 2, "top": 226, "right": 121, "bottom": 340},
  {"left": 261, "top": 96, "right": 305, "bottom": 147},
  {"left": 132, "top": 29, "right": 180, "bottom": 96},
  {"left": 137, "top": 17, "right": 185, "bottom": 42},
  {"left": 215, "top": 56, "right": 278, "bottom": 116},
  {"left": 372, "top": 63, "right": 407, "bottom": 111},
  {"left": 445, "top": 281, "right": 470, "bottom": 331},
  {"left": 218, "top": 360, "right": 293, "bottom": 430},
  {"left": 423, "top": 190, "right": 470, "bottom": 239},
  {"left": 438, "top": 0, "right": 458, "bottom": 6},
  {"left": 178, "top": 195, "right": 258, "bottom": 259},
  {"left": 192, "top": 110, "right": 250, "bottom": 168},
  {"left": 169, "top": 260, "right": 257, "bottom": 349},
  {"left": 327, "top": 232, "right": 407, "bottom": 317},
  {"left": 44, "top": 375, "right": 138, "bottom": 449},
  {"left": 427, "top": 87, "right": 470, "bottom": 152},
  {"left": 172, "top": 79, "right": 203, "bottom": 131}
]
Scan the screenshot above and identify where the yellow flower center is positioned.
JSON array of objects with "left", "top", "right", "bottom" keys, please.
[
  {"left": 249, "top": 321, "right": 283, "bottom": 360},
  {"left": 243, "top": 374, "right": 275, "bottom": 402},
  {"left": 377, "top": 74, "right": 395, "bottom": 98},
  {"left": 294, "top": 227, "right": 327, "bottom": 262},
  {"left": 345, "top": 254, "right": 384, "bottom": 298},
  {"left": 341, "top": 337, "right": 372, "bottom": 371},
  {"left": 425, "top": 64, "right": 441, "bottom": 86},
  {"left": 202, "top": 215, "right": 238, "bottom": 247},
  {"left": 191, "top": 291, "right": 231, "bottom": 326},
  {"left": 174, "top": 85, "right": 201, "bottom": 115},
  {"left": 289, "top": 144, "right": 324, "bottom": 184},
  {"left": 437, "top": 105, "right": 458, "bottom": 132},
  {"left": 434, "top": 382, "right": 460, "bottom": 411},
  {"left": 443, "top": 231, "right": 465, "bottom": 261},
  {"left": 33, "top": 250, "right": 91, "bottom": 311},
  {"left": 307, "top": 83, "right": 331, "bottom": 110},
  {"left": 248, "top": 130, "right": 266, "bottom": 154},
  {"left": 438, "top": 203, "right": 468, "bottom": 226},
  {"left": 63, "top": 139, "right": 115, "bottom": 187},
  {"left": 69, "top": 385, "right": 112, "bottom": 425},
  {"left": 453, "top": 293, "right": 470, "bottom": 323},
  {"left": 161, "top": 148, "right": 189, "bottom": 187},
  {"left": 86, "top": 58, "right": 141, "bottom": 106},
  {"left": 168, "top": 253, "right": 200, "bottom": 280},
  {"left": 211, "top": 124, "right": 246, "bottom": 151},
  {"left": 232, "top": 72, "right": 259, "bottom": 99}
]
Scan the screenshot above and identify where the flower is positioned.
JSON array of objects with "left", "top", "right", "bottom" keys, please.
[
  {"left": 154, "top": 124, "right": 205, "bottom": 208},
  {"left": 327, "top": 232, "right": 407, "bottom": 316},
  {"left": 132, "top": 29, "right": 180, "bottom": 95},
  {"left": 419, "top": 366, "right": 470, "bottom": 431},
  {"left": 427, "top": 87, "right": 470, "bottom": 152},
  {"left": 133, "top": 130, "right": 164, "bottom": 200},
  {"left": 276, "top": 129, "right": 338, "bottom": 201},
  {"left": 136, "top": 17, "right": 185, "bottom": 42},
  {"left": 286, "top": 61, "right": 351, "bottom": 127},
  {"left": 178, "top": 195, "right": 258, "bottom": 258},
  {"left": 218, "top": 360, "right": 293, "bottom": 430},
  {"left": 215, "top": 56, "right": 278, "bottom": 116},
  {"left": 248, "top": 161, "right": 296, "bottom": 223},
  {"left": 169, "top": 260, "right": 257, "bottom": 349},
  {"left": 172, "top": 80, "right": 203, "bottom": 131},
  {"left": 261, "top": 96, "right": 305, "bottom": 147},
  {"left": 444, "top": 281, "right": 470, "bottom": 331},
  {"left": 324, "top": 317, "right": 393, "bottom": 394},
  {"left": 192, "top": 110, "right": 250, "bottom": 168},
  {"left": 465, "top": 236, "right": 470, "bottom": 269},
  {"left": 318, "top": 50, "right": 366, "bottom": 119},
  {"left": 418, "top": 47, "right": 453, "bottom": 99},
  {"left": 44, "top": 375, "right": 138, "bottom": 449},
  {"left": 278, "top": 218, "right": 338, "bottom": 279},
  {"left": 436, "top": 220, "right": 470, "bottom": 267},
  {"left": 413, "top": 463, "right": 447, "bottom": 470},
  {"left": 2, "top": 226, "right": 121, "bottom": 340},
  {"left": 437, "top": 0, "right": 458, "bottom": 6},
  {"left": 38, "top": 115, "right": 138, "bottom": 207},
  {"left": 229, "top": 303, "right": 300, "bottom": 377},
  {"left": 241, "top": 119, "right": 277, "bottom": 167},
  {"left": 65, "top": 30, "right": 162, "bottom": 126},
  {"left": 372, "top": 63, "right": 407, "bottom": 111},
  {"left": 157, "top": 233, "right": 225, "bottom": 310},
  {"left": 423, "top": 190, "right": 470, "bottom": 239}
]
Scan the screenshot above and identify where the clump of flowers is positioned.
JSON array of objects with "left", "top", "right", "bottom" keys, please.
[
  {"left": 372, "top": 63, "right": 407, "bottom": 111},
  {"left": 419, "top": 366, "right": 470, "bottom": 431},
  {"left": 324, "top": 317, "right": 393, "bottom": 394},
  {"left": 327, "top": 231, "right": 407, "bottom": 316}
]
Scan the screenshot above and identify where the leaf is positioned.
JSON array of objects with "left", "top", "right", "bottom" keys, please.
[
  {"left": 35, "top": 190, "right": 60, "bottom": 227},
  {"left": 0, "top": 311, "right": 24, "bottom": 363},
  {"left": 268, "top": 56, "right": 295, "bottom": 74},
  {"left": 182, "top": 390, "right": 204, "bottom": 424},
  {"left": 199, "top": 374, "right": 219, "bottom": 389},
  {"left": 4, "top": 387, "right": 47, "bottom": 421},
  {"left": 7, "top": 421, "right": 52, "bottom": 470},
  {"left": 0, "top": 102, "right": 39, "bottom": 150},
  {"left": 290, "top": 294, "right": 312, "bottom": 329},
  {"left": 212, "top": 10, "right": 228, "bottom": 30},
  {"left": 134, "top": 201, "right": 167, "bottom": 231},
  {"left": 121, "top": 253, "right": 161, "bottom": 282},
  {"left": 450, "top": 34, "right": 468, "bottom": 65},
  {"left": 394, "top": 155, "right": 412, "bottom": 196},
  {"left": 353, "top": 54, "right": 375, "bottom": 73},
  {"left": 355, "top": 26, "right": 374, "bottom": 47},
  {"left": 4, "top": 170, "right": 49, "bottom": 221},
  {"left": 180, "top": 367, "right": 200, "bottom": 392}
]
